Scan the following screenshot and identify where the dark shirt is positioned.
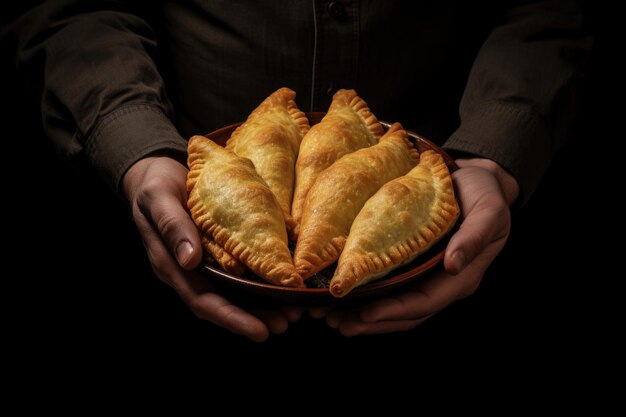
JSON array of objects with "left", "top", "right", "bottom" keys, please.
[{"left": 8, "top": 0, "right": 591, "bottom": 203}]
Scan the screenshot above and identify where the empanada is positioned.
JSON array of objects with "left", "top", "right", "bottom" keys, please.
[
  {"left": 225, "top": 87, "right": 309, "bottom": 231},
  {"left": 187, "top": 135, "right": 303, "bottom": 288},
  {"left": 329, "top": 150, "right": 459, "bottom": 297},
  {"left": 293, "top": 123, "right": 419, "bottom": 279},
  {"left": 291, "top": 89, "right": 384, "bottom": 239},
  {"left": 201, "top": 235, "right": 246, "bottom": 276}
]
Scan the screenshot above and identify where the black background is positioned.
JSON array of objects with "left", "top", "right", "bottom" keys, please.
[{"left": 0, "top": 3, "right": 615, "bottom": 382}]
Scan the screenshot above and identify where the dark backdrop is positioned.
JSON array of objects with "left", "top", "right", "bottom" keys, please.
[{"left": 1, "top": 3, "right": 613, "bottom": 384}]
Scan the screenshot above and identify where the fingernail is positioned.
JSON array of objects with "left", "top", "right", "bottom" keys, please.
[{"left": 175, "top": 240, "right": 194, "bottom": 266}]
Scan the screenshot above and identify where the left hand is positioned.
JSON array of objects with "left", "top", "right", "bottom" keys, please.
[
  {"left": 310, "top": 157, "right": 519, "bottom": 336},
  {"left": 123, "top": 155, "right": 302, "bottom": 341}
]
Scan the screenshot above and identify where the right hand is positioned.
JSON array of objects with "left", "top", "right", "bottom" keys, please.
[{"left": 122, "top": 155, "right": 302, "bottom": 342}]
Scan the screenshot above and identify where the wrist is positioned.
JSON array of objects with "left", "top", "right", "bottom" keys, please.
[
  {"left": 455, "top": 157, "right": 520, "bottom": 207},
  {"left": 122, "top": 154, "right": 187, "bottom": 203},
  {"left": 122, "top": 157, "right": 154, "bottom": 203}
]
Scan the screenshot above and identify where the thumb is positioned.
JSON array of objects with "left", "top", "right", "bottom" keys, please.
[
  {"left": 444, "top": 169, "right": 510, "bottom": 275},
  {"left": 137, "top": 187, "right": 203, "bottom": 270}
]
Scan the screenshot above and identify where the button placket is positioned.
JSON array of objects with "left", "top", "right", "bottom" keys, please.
[
  {"left": 327, "top": 1, "right": 345, "bottom": 18},
  {"left": 310, "top": 0, "right": 358, "bottom": 110}
]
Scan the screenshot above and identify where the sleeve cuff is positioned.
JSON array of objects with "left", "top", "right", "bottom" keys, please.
[
  {"left": 443, "top": 101, "right": 552, "bottom": 206},
  {"left": 85, "top": 104, "right": 188, "bottom": 194}
]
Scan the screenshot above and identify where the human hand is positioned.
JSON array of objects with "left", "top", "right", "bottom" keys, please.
[
  {"left": 310, "top": 157, "right": 520, "bottom": 336},
  {"left": 122, "top": 155, "right": 302, "bottom": 342}
]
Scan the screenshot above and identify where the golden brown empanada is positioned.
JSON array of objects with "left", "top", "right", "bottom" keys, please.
[
  {"left": 293, "top": 123, "right": 419, "bottom": 279},
  {"left": 291, "top": 89, "right": 384, "bottom": 239},
  {"left": 329, "top": 150, "right": 459, "bottom": 297},
  {"left": 226, "top": 87, "right": 309, "bottom": 231},
  {"left": 201, "top": 235, "right": 247, "bottom": 276},
  {"left": 187, "top": 135, "right": 303, "bottom": 288}
]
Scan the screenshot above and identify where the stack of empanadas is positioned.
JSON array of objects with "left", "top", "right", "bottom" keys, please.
[
  {"left": 293, "top": 122, "right": 419, "bottom": 279},
  {"left": 291, "top": 89, "right": 384, "bottom": 238},
  {"left": 329, "top": 150, "right": 459, "bottom": 297},
  {"left": 226, "top": 87, "right": 310, "bottom": 231},
  {"left": 186, "top": 87, "right": 459, "bottom": 297},
  {"left": 187, "top": 135, "right": 303, "bottom": 288}
]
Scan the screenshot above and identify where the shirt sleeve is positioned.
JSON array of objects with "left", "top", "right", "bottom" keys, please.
[
  {"left": 442, "top": 0, "right": 592, "bottom": 204},
  {"left": 10, "top": 0, "right": 187, "bottom": 193}
]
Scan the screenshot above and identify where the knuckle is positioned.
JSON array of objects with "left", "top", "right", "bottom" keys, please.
[
  {"left": 470, "top": 229, "right": 489, "bottom": 251},
  {"left": 135, "top": 176, "right": 163, "bottom": 207},
  {"left": 156, "top": 213, "right": 183, "bottom": 239},
  {"left": 214, "top": 303, "right": 239, "bottom": 322},
  {"left": 135, "top": 175, "right": 183, "bottom": 213}
]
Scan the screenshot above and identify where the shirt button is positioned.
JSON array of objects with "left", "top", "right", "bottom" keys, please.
[{"left": 327, "top": 1, "right": 345, "bottom": 18}]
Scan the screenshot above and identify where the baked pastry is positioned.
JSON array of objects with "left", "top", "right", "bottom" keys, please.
[
  {"left": 293, "top": 123, "right": 419, "bottom": 279},
  {"left": 187, "top": 135, "right": 303, "bottom": 288},
  {"left": 329, "top": 150, "right": 459, "bottom": 297},
  {"left": 226, "top": 87, "right": 310, "bottom": 231},
  {"left": 291, "top": 89, "right": 383, "bottom": 239},
  {"left": 201, "top": 235, "right": 246, "bottom": 276}
]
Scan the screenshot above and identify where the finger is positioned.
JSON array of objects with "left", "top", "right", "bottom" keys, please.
[
  {"left": 135, "top": 180, "right": 203, "bottom": 270},
  {"left": 191, "top": 293, "right": 270, "bottom": 342},
  {"left": 360, "top": 268, "right": 477, "bottom": 322},
  {"left": 133, "top": 210, "right": 203, "bottom": 287},
  {"left": 281, "top": 306, "right": 304, "bottom": 323},
  {"left": 308, "top": 306, "right": 331, "bottom": 319},
  {"left": 337, "top": 314, "right": 433, "bottom": 337},
  {"left": 326, "top": 309, "right": 355, "bottom": 328},
  {"left": 444, "top": 204, "right": 508, "bottom": 274},
  {"left": 172, "top": 270, "right": 271, "bottom": 342},
  {"left": 134, "top": 213, "right": 270, "bottom": 342},
  {"left": 445, "top": 169, "right": 510, "bottom": 274},
  {"left": 248, "top": 308, "right": 289, "bottom": 335}
]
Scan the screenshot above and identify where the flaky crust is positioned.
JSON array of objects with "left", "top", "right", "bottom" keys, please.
[
  {"left": 187, "top": 135, "right": 303, "bottom": 287},
  {"left": 291, "top": 89, "right": 384, "bottom": 239},
  {"left": 226, "top": 87, "right": 310, "bottom": 232},
  {"left": 329, "top": 150, "right": 459, "bottom": 297},
  {"left": 293, "top": 123, "right": 419, "bottom": 279},
  {"left": 201, "top": 235, "right": 247, "bottom": 276}
]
